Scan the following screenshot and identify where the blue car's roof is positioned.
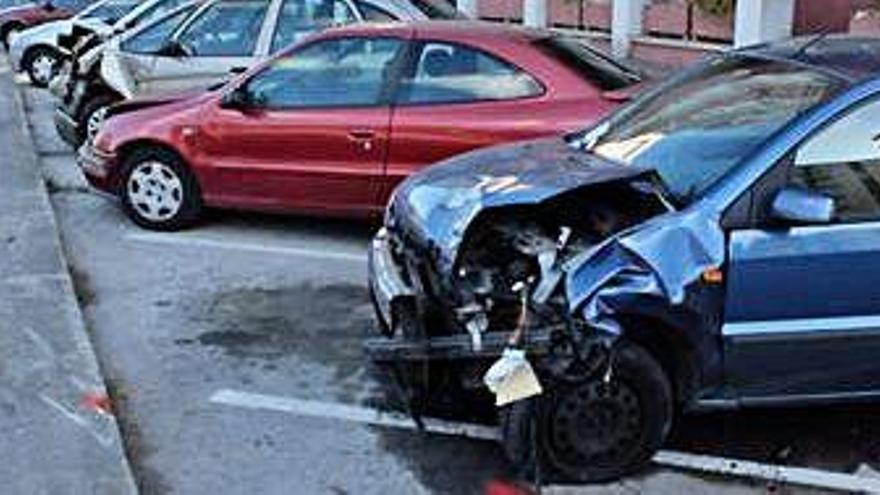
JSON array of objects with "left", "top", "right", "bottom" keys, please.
[{"left": 736, "top": 35, "right": 880, "bottom": 83}]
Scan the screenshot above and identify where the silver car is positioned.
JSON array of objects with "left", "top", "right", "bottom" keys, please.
[
  {"left": 103, "top": 0, "right": 459, "bottom": 97},
  {"left": 9, "top": 0, "right": 192, "bottom": 86},
  {"left": 9, "top": 0, "right": 146, "bottom": 87},
  {"left": 54, "top": 0, "right": 459, "bottom": 146}
]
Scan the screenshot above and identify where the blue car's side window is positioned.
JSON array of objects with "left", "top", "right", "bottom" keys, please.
[{"left": 792, "top": 96, "right": 880, "bottom": 222}]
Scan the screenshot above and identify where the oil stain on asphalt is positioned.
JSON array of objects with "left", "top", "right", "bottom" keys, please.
[
  {"left": 179, "top": 282, "right": 514, "bottom": 493},
  {"left": 181, "top": 283, "right": 373, "bottom": 381}
]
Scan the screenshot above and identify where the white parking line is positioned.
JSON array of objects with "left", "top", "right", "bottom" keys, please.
[
  {"left": 211, "top": 388, "right": 880, "bottom": 493},
  {"left": 125, "top": 232, "right": 367, "bottom": 263},
  {"left": 209, "top": 389, "right": 499, "bottom": 441}
]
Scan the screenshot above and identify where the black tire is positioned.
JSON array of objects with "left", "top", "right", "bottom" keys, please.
[
  {"left": 119, "top": 147, "right": 203, "bottom": 231},
  {"left": 23, "top": 46, "right": 59, "bottom": 88},
  {"left": 77, "top": 93, "right": 118, "bottom": 146},
  {"left": 500, "top": 341, "right": 673, "bottom": 483},
  {"left": 2, "top": 23, "right": 22, "bottom": 51}
]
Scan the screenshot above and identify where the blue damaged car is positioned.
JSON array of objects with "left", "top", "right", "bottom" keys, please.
[{"left": 365, "top": 35, "right": 880, "bottom": 482}]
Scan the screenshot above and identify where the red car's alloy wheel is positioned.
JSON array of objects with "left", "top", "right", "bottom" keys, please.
[
  {"left": 126, "top": 161, "right": 184, "bottom": 222},
  {"left": 120, "top": 147, "right": 202, "bottom": 231}
]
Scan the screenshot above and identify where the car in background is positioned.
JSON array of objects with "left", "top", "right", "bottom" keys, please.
[
  {"left": 0, "top": 0, "right": 91, "bottom": 48},
  {"left": 77, "top": 21, "right": 641, "bottom": 230},
  {"left": 365, "top": 35, "right": 880, "bottom": 483},
  {"left": 11, "top": 0, "right": 196, "bottom": 87},
  {"left": 10, "top": 0, "right": 139, "bottom": 86},
  {"left": 0, "top": 0, "right": 32, "bottom": 12},
  {"left": 54, "top": 0, "right": 458, "bottom": 147}
]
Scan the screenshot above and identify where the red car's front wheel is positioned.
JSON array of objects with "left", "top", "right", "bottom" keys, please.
[{"left": 120, "top": 147, "right": 203, "bottom": 231}]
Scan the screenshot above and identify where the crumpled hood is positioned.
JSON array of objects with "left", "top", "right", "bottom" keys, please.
[
  {"left": 390, "top": 136, "right": 648, "bottom": 271},
  {"left": 386, "top": 135, "right": 729, "bottom": 347}
]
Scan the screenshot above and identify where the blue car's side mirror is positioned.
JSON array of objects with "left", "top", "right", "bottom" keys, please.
[{"left": 770, "top": 186, "right": 835, "bottom": 225}]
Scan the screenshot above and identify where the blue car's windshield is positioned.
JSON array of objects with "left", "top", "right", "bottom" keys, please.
[{"left": 579, "top": 56, "right": 843, "bottom": 206}]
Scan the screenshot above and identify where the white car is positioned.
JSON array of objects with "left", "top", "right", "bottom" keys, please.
[
  {"left": 54, "top": 0, "right": 462, "bottom": 146},
  {"left": 9, "top": 0, "right": 191, "bottom": 86}
]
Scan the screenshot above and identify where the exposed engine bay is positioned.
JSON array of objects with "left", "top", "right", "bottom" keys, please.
[
  {"left": 367, "top": 180, "right": 671, "bottom": 415},
  {"left": 363, "top": 145, "right": 711, "bottom": 482},
  {"left": 447, "top": 182, "right": 669, "bottom": 356}
]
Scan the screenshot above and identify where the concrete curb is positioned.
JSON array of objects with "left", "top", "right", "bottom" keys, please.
[{"left": 0, "top": 65, "right": 138, "bottom": 493}]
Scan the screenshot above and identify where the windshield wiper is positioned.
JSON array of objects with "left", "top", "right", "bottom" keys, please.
[
  {"left": 567, "top": 121, "right": 610, "bottom": 151},
  {"left": 792, "top": 28, "right": 831, "bottom": 60},
  {"left": 632, "top": 173, "right": 676, "bottom": 212}
]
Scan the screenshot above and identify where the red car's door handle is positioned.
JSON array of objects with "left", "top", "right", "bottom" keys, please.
[
  {"left": 349, "top": 130, "right": 376, "bottom": 151},
  {"left": 348, "top": 129, "right": 375, "bottom": 140}
]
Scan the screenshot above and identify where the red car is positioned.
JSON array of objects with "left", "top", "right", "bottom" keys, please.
[
  {"left": 80, "top": 21, "right": 641, "bottom": 230},
  {"left": 0, "top": 0, "right": 91, "bottom": 48}
]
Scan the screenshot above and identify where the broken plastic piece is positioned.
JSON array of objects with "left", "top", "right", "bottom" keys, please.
[
  {"left": 483, "top": 349, "right": 543, "bottom": 406},
  {"left": 80, "top": 391, "right": 113, "bottom": 415},
  {"left": 701, "top": 266, "right": 724, "bottom": 284},
  {"left": 466, "top": 313, "right": 488, "bottom": 352}
]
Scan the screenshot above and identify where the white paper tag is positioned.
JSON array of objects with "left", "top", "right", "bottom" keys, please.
[{"left": 483, "top": 348, "right": 543, "bottom": 406}]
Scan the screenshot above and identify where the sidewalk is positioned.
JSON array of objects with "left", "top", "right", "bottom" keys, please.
[{"left": 0, "top": 62, "right": 137, "bottom": 493}]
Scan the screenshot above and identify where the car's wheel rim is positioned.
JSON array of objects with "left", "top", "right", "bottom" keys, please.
[
  {"left": 86, "top": 106, "right": 108, "bottom": 143},
  {"left": 127, "top": 161, "right": 184, "bottom": 222},
  {"left": 31, "top": 53, "right": 56, "bottom": 85},
  {"left": 545, "top": 380, "right": 643, "bottom": 474}
]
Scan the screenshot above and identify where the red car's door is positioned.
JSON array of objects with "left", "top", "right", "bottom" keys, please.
[
  {"left": 382, "top": 40, "right": 595, "bottom": 206},
  {"left": 197, "top": 36, "right": 407, "bottom": 216}
]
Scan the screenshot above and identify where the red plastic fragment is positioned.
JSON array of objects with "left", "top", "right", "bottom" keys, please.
[
  {"left": 80, "top": 391, "right": 113, "bottom": 415},
  {"left": 484, "top": 479, "right": 534, "bottom": 495}
]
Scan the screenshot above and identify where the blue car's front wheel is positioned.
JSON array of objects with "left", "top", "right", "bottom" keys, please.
[{"left": 500, "top": 341, "right": 673, "bottom": 483}]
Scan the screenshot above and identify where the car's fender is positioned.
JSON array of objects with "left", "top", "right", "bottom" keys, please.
[
  {"left": 565, "top": 208, "right": 725, "bottom": 336},
  {"left": 8, "top": 17, "right": 67, "bottom": 64},
  {"left": 99, "top": 44, "right": 138, "bottom": 98},
  {"left": 561, "top": 208, "right": 727, "bottom": 402}
]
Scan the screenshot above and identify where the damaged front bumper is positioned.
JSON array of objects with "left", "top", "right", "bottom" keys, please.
[
  {"left": 364, "top": 328, "right": 555, "bottom": 362},
  {"left": 77, "top": 144, "right": 117, "bottom": 192},
  {"left": 368, "top": 227, "right": 414, "bottom": 334},
  {"left": 53, "top": 76, "right": 90, "bottom": 147},
  {"left": 366, "top": 227, "right": 556, "bottom": 362},
  {"left": 55, "top": 107, "right": 80, "bottom": 148}
]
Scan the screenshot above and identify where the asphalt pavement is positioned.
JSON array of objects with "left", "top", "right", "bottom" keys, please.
[{"left": 7, "top": 54, "right": 877, "bottom": 494}]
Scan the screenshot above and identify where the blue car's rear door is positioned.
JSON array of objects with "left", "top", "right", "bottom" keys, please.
[{"left": 724, "top": 95, "right": 880, "bottom": 401}]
